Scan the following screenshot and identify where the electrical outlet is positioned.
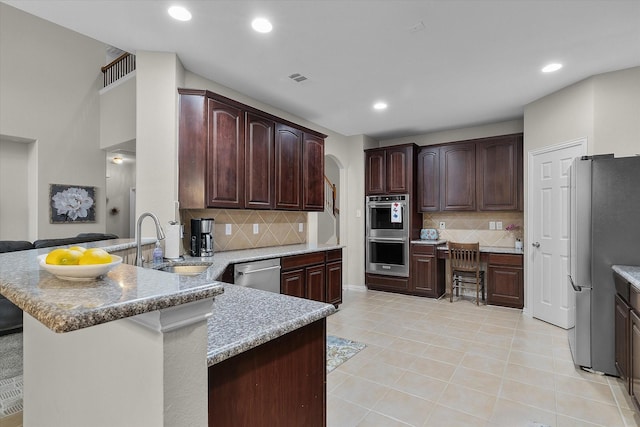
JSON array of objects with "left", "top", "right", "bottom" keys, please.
[
  {"left": 496, "top": 221, "right": 503, "bottom": 230},
  {"left": 225, "top": 224, "right": 232, "bottom": 235},
  {"left": 439, "top": 221, "right": 446, "bottom": 230},
  {"left": 298, "top": 223, "right": 304, "bottom": 232},
  {"left": 356, "top": 209, "right": 362, "bottom": 218},
  {"left": 489, "top": 221, "right": 496, "bottom": 230},
  {"left": 253, "top": 224, "right": 259, "bottom": 234}
]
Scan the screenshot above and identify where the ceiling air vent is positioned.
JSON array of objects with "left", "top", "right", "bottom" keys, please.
[{"left": 288, "top": 73, "right": 308, "bottom": 83}]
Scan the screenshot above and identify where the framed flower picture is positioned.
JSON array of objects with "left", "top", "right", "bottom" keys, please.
[{"left": 49, "top": 184, "right": 96, "bottom": 223}]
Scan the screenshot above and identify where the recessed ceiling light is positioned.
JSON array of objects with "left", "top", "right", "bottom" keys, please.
[
  {"left": 252, "top": 17, "right": 273, "bottom": 33},
  {"left": 373, "top": 102, "right": 388, "bottom": 111},
  {"left": 168, "top": 6, "right": 192, "bottom": 22},
  {"left": 542, "top": 63, "right": 563, "bottom": 73}
]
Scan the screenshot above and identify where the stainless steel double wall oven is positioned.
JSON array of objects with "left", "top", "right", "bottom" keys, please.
[{"left": 365, "top": 194, "right": 410, "bottom": 277}]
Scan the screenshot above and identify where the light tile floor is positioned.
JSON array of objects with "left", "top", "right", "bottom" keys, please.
[{"left": 326, "top": 289, "right": 640, "bottom": 427}]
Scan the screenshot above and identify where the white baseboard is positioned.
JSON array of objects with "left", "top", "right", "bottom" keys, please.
[{"left": 344, "top": 284, "right": 367, "bottom": 292}]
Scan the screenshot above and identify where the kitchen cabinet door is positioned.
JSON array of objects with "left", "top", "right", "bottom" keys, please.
[
  {"left": 631, "top": 309, "right": 640, "bottom": 409},
  {"left": 417, "top": 147, "right": 440, "bottom": 211},
  {"left": 303, "top": 133, "right": 325, "bottom": 211},
  {"left": 616, "top": 294, "right": 631, "bottom": 389},
  {"left": 365, "top": 150, "right": 386, "bottom": 195},
  {"left": 386, "top": 146, "right": 412, "bottom": 194},
  {"left": 306, "top": 264, "right": 326, "bottom": 302},
  {"left": 440, "top": 142, "right": 476, "bottom": 211},
  {"left": 245, "top": 113, "right": 275, "bottom": 209},
  {"left": 275, "top": 124, "right": 303, "bottom": 210},
  {"left": 326, "top": 260, "right": 343, "bottom": 307},
  {"left": 281, "top": 269, "right": 305, "bottom": 298},
  {"left": 487, "top": 254, "right": 523, "bottom": 309},
  {"left": 476, "top": 134, "right": 523, "bottom": 211},
  {"left": 410, "top": 244, "right": 444, "bottom": 298},
  {"left": 206, "top": 98, "right": 245, "bottom": 208}
]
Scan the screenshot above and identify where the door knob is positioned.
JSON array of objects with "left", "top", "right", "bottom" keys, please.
[{"left": 532, "top": 242, "right": 540, "bottom": 248}]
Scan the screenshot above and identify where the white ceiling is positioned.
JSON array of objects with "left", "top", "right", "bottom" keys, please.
[{"left": 5, "top": 0, "right": 640, "bottom": 140}]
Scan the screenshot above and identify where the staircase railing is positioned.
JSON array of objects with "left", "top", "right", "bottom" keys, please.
[
  {"left": 101, "top": 52, "right": 136, "bottom": 88},
  {"left": 324, "top": 175, "right": 338, "bottom": 216}
]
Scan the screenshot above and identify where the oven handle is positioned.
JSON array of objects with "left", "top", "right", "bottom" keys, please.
[
  {"left": 367, "top": 237, "right": 407, "bottom": 243},
  {"left": 368, "top": 203, "right": 407, "bottom": 208}
]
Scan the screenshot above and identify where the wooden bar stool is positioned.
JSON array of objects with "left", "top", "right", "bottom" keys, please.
[{"left": 448, "top": 242, "right": 485, "bottom": 305}]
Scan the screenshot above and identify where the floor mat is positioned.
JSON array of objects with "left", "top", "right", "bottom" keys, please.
[{"left": 326, "top": 335, "right": 366, "bottom": 373}]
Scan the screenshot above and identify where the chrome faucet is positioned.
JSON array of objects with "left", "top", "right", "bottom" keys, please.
[{"left": 135, "top": 212, "right": 166, "bottom": 266}]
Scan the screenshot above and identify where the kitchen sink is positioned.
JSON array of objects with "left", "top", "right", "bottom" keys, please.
[{"left": 157, "top": 264, "right": 211, "bottom": 276}]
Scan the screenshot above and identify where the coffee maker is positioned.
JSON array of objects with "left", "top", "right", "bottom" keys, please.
[{"left": 190, "top": 218, "right": 214, "bottom": 257}]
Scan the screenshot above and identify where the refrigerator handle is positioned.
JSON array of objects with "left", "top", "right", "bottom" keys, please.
[{"left": 568, "top": 275, "right": 582, "bottom": 292}]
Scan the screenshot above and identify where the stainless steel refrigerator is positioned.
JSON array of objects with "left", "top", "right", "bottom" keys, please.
[{"left": 568, "top": 154, "right": 640, "bottom": 376}]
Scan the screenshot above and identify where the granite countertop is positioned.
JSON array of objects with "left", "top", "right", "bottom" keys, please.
[
  {"left": 0, "top": 242, "right": 225, "bottom": 333},
  {"left": 411, "top": 239, "right": 524, "bottom": 255},
  {"left": 206, "top": 284, "right": 334, "bottom": 366},
  {"left": 613, "top": 265, "right": 640, "bottom": 290},
  {"left": 0, "top": 240, "right": 339, "bottom": 365}
]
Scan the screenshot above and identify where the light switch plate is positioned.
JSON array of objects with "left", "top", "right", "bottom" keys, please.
[
  {"left": 253, "top": 224, "right": 259, "bottom": 234},
  {"left": 298, "top": 223, "right": 304, "bottom": 232},
  {"left": 225, "top": 224, "right": 232, "bottom": 235},
  {"left": 496, "top": 221, "right": 503, "bottom": 230},
  {"left": 489, "top": 221, "right": 496, "bottom": 230}
]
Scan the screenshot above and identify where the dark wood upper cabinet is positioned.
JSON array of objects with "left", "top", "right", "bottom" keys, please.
[
  {"left": 245, "top": 113, "right": 275, "bottom": 209},
  {"left": 440, "top": 142, "right": 476, "bottom": 211},
  {"left": 417, "top": 147, "right": 440, "bottom": 211},
  {"left": 275, "top": 124, "right": 303, "bottom": 210},
  {"left": 303, "top": 134, "right": 325, "bottom": 211},
  {"left": 206, "top": 98, "right": 245, "bottom": 208},
  {"left": 365, "top": 144, "right": 415, "bottom": 195},
  {"left": 178, "top": 89, "right": 326, "bottom": 212},
  {"left": 476, "top": 134, "right": 523, "bottom": 211},
  {"left": 365, "top": 150, "right": 386, "bottom": 195}
]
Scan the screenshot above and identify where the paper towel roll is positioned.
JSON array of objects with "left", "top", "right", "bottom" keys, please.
[{"left": 165, "top": 223, "right": 183, "bottom": 259}]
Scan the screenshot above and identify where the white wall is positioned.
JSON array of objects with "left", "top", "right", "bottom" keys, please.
[
  {"left": 0, "top": 3, "right": 107, "bottom": 239},
  {"left": 0, "top": 138, "right": 30, "bottom": 239},
  {"left": 100, "top": 73, "right": 136, "bottom": 150},
  {"left": 135, "top": 52, "right": 184, "bottom": 237}
]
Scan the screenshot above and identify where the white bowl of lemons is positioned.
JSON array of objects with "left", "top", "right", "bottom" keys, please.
[{"left": 38, "top": 246, "right": 122, "bottom": 281}]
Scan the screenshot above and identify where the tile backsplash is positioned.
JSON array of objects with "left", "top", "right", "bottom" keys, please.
[
  {"left": 423, "top": 211, "right": 524, "bottom": 247},
  {"left": 181, "top": 209, "right": 307, "bottom": 252}
]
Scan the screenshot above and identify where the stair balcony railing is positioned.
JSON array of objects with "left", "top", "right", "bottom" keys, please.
[
  {"left": 324, "top": 175, "right": 338, "bottom": 217},
  {"left": 101, "top": 52, "right": 136, "bottom": 88}
]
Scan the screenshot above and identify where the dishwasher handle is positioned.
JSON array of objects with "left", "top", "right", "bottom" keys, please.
[{"left": 236, "top": 265, "right": 282, "bottom": 276}]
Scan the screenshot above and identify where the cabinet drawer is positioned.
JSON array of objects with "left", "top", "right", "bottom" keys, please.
[
  {"left": 411, "top": 244, "right": 435, "bottom": 256},
  {"left": 365, "top": 273, "right": 409, "bottom": 291},
  {"left": 326, "top": 249, "right": 342, "bottom": 262},
  {"left": 281, "top": 252, "right": 325, "bottom": 270},
  {"left": 488, "top": 253, "right": 523, "bottom": 267}
]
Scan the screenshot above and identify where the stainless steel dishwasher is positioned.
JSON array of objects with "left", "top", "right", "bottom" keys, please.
[{"left": 234, "top": 258, "right": 281, "bottom": 293}]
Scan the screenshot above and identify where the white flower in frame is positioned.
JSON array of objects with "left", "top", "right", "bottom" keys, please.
[{"left": 52, "top": 187, "right": 94, "bottom": 220}]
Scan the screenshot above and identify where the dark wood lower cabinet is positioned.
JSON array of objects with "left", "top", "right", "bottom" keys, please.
[
  {"left": 410, "top": 244, "right": 445, "bottom": 298},
  {"left": 208, "top": 319, "right": 326, "bottom": 427},
  {"left": 631, "top": 309, "right": 640, "bottom": 410},
  {"left": 281, "top": 249, "right": 342, "bottom": 306},
  {"left": 366, "top": 273, "right": 410, "bottom": 292},
  {"left": 486, "top": 253, "right": 524, "bottom": 309},
  {"left": 616, "top": 293, "right": 631, "bottom": 390}
]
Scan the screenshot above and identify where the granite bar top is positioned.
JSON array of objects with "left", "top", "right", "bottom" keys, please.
[
  {"left": 1, "top": 240, "right": 339, "bottom": 366},
  {"left": 0, "top": 242, "right": 225, "bottom": 333},
  {"left": 612, "top": 265, "right": 640, "bottom": 291},
  {"left": 206, "top": 284, "right": 334, "bottom": 366}
]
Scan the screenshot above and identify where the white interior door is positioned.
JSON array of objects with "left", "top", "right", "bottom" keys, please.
[{"left": 528, "top": 140, "right": 585, "bottom": 328}]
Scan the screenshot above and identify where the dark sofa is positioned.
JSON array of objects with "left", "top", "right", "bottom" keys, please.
[{"left": 0, "top": 233, "right": 118, "bottom": 335}]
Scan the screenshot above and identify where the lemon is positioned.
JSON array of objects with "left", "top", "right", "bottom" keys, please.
[
  {"left": 78, "top": 248, "right": 112, "bottom": 265},
  {"left": 68, "top": 246, "right": 87, "bottom": 253},
  {"left": 46, "top": 248, "right": 83, "bottom": 265}
]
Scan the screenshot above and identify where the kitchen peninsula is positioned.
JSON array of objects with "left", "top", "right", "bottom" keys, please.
[{"left": 0, "top": 239, "right": 338, "bottom": 427}]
